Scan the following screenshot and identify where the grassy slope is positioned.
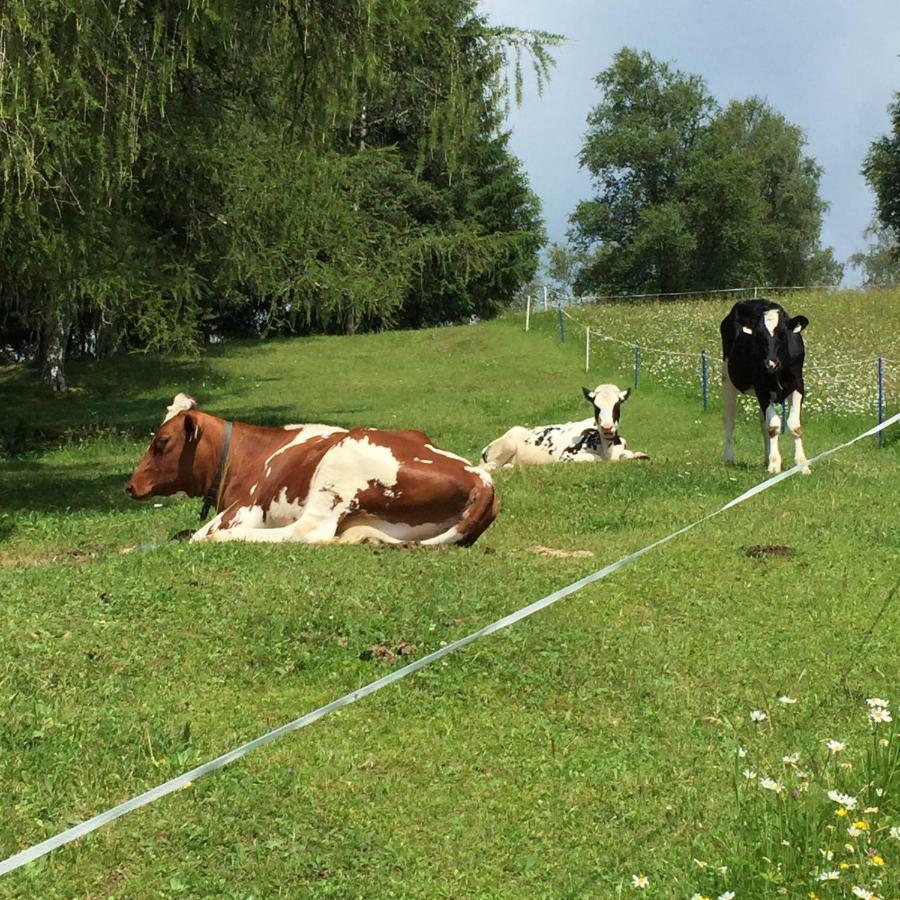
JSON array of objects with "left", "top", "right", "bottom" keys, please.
[{"left": 0, "top": 296, "right": 898, "bottom": 898}]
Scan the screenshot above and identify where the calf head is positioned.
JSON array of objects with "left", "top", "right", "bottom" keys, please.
[
  {"left": 125, "top": 394, "right": 208, "bottom": 500},
  {"left": 582, "top": 384, "right": 631, "bottom": 437},
  {"left": 740, "top": 304, "right": 809, "bottom": 373}
]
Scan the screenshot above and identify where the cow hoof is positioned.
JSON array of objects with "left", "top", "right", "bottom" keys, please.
[
  {"left": 767, "top": 462, "right": 782, "bottom": 475},
  {"left": 801, "top": 465, "right": 811, "bottom": 476}
]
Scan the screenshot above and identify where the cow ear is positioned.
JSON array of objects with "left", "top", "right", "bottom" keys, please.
[
  {"left": 618, "top": 388, "right": 631, "bottom": 402},
  {"left": 183, "top": 414, "right": 199, "bottom": 442},
  {"left": 788, "top": 315, "right": 809, "bottom": 334},
  {"left": 582, "top": 386, "right": 595, "bottom": 402}
]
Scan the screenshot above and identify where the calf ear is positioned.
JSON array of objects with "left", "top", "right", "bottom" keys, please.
[
  {"left": 582, "top": 386, "right": 595, "bottom": 402},
  {"left": 618, "top": 388, "right": 631, "bottom": 402},
  {"left": 183, "top": 413, "right": 199, "bottom": 442},
  {"left": 787, "top": 315, "right": 809, "bottom": 333}
]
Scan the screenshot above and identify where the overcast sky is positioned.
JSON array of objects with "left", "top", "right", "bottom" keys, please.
[{"left": 479, "top": 0, "right": 900, "bottom": 284}]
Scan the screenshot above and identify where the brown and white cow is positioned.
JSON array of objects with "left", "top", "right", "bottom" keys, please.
[
  {"left": 480, "top": 384, "right": 649, "bottom": 470},
  {"left": 125, "top": 394, "right": 498, "bottom": 545}
]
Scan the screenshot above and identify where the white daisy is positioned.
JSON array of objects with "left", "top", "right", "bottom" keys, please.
[
  {"left": 827, "top": 790, "right": 858, "bottom": 809},
  {"left": 759, "top": 777, "right": 784, "bottom": 794},
  {"left": 718, "top": 892, "right": 736, "bottom": 900},
  {"left": 631, "top": 874, "right": 650, "bottom": 890},
  {"left": 742, "top": 769, "right": 757, "bottom": 780},
  {"left": 749, "top": 710, "right": 767, "bottom": 722},
  {"left": 869, "top": 707, "right": 892, "bottom": 724},
  {"left": 890, "top": 825, "right": 900, "bottom": 839},
  {"left": 736, "top": 746, "right": 747, "bottom": 758},
  {"left": 778, "top": 695, "right": 797, "bottom": 705},
  {"left": 851, "top": 887, "right": 875, "bottom": 900},
  {"left": 817, "top": 870, "right": 840, "bottom": 881},
  {"left": 826, "top": 739, "right": 846, "bottom": 753},
  {"left": 782, "top": 752, "right": 800, "bottom": 765},
  {"left": 865, "top": 697, "right": 889, "bottom": 709}
]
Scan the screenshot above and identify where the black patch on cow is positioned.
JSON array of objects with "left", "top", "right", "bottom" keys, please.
[
  {"left": 533, "top": 427, "right": 555, "bottom": 447},
  {"left": 721, "top": 298, "right": 807, "bottom": 408}
]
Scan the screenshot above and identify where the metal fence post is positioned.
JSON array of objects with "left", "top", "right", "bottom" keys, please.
[
  {"left": 557, "top": 300, "right": 565, "bottom": 343},
  {"left": 633, "top": 342, "right": 640, "bottom": 389},
  {"left": 877, "top": 355, "right": 885, "bottom": 448},
  {"left": 525, "top": 295, "right": 531, "bottom": 333},
  {"left": 543, "top": 285, "right": 548, "bottom": 311},
  {"left": 701, "top": 349, "right": 709, "bottom": 411},
  {"left": 585, "top": 327, "right": 590, "bottom": 373}
]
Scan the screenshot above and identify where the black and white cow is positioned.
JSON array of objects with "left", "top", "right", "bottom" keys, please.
[
  {"left": 721, "top": 299, "right": 810, "bottom": 474},
  {"left": 480, "top": 384, "right": 649, "bottom": 470}
]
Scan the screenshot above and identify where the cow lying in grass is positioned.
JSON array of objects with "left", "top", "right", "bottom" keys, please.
[
  {"left": 480, "top": 384, "right": 649, "bottom": 470},
  {"left": 721, "top": 299, "right": 810, "bottom": 474},
  {"left": 125, "top": 394, "right": 498, "bottom": 545}
]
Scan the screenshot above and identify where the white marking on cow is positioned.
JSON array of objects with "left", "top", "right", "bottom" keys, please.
[
  {"left": 425, "top": 444, "right": 471, "bottom": 464},
  {"left": 163, "top": 393, "right": 197, "bottom": 423},
  {"left": 206, "top": 436, "right": 401, "bottom": 545},
  {"left": 249, "top": 482, "right": 258, "bottom": 496},
  {"left": 741, "top": 325, "right": 753, "bottom": 335},
  {"left": 265, "top": 424, "right": 346, "bottom": 469},
  {"left": 763, "top": 403, "right": 782, "bottom": 472},
  {"left": 787, "top": 390, "right": 810, "bottom": 474},
  {"left": 266, "top": 486, "right": 305, "bottom": 526},
  {"left": 763, "top": 309, "right": 779, "bottom": 336},
  {"left": 413, "top": 457, "right": 433, "bottom": 464}
]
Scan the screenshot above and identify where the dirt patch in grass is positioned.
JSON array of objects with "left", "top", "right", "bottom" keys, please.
[{"left": 744, "top": 544, "right": 794, "bottom": 558}]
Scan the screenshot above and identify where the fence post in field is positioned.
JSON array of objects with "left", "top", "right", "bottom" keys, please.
[
  {"left": 633, "top": 342, "right": 640, "bottom": 389},
  {"left": 585, "top": 328, "right": 590, "bottom": 373},
  {"left": 701, "top": 349, "right": 709, "bottom": 411},
  {"left": 753, "top": 286, "right": 758, "bottom": 299},
  {"left": 877, "top": 355, "right": 885, "bottom": 448},
  {"left": 557, "top": 300, "right": 566, "bottom": 342},
  {"left": 543, "top": 285, "right": 549, "bottom": 311},
  {"left": 525, "top": 295, "right": 531, "bottom": 333}
]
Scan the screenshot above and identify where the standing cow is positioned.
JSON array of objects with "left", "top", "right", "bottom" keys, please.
[
  {"left": 721, "top": 299, "right": 810, "bottom": 474},
  {"left": 125, "top": 394, "right": 498, "bottom": 545},
  {"left": 480, "top": 383, "right": 649, "bottom": 470}
]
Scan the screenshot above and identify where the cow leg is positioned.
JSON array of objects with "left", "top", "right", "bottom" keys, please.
[
  {"left": 787, "top": 390, "right": 810, "bottom": 475},
  {"left": 722, "top": 362, "right": 738, "bottom": 464},
  {"left": 759, "top": 397, "right": 782, "bottom": 474}
]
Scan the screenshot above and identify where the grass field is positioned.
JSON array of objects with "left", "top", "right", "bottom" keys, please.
[{"left": 1, "top": 292, "right": 899, "bottom": 898}]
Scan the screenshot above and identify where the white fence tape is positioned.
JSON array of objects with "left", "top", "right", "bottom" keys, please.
[{"left": 1, "top": 411, "right": 898, "bottom": 877}]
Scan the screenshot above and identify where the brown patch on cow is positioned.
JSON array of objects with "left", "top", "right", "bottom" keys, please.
[
  {"left": 360, "top": 640, "right": 417, "bottom": 663},
  {"left": 529, "top": 545, "right": 594, "bottom": 559},
  {"left": 745, "top": 544, "right": 794, "bottom": 558}
]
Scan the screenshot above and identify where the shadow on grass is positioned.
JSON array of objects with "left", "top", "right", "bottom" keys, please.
[{"left": 1, "top": 348, "right": 298, "bottom": 453}]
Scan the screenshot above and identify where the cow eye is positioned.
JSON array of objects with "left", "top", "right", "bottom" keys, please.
[{"left": 153, "top": 436, "right": 170, "bottom": 454}]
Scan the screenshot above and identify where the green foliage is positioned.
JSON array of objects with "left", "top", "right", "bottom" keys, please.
[
  {"left": 569, "top": 49, "right": 842, "bottom": 296},
  {"left": 0, "top": 1, "right": 557, "bottom": 382},
  {"left": 864, "top": 93, "right": 900, "bottom": 246},
  {"left": 850, "top": 222, "right": 900, "bottom": 286}
]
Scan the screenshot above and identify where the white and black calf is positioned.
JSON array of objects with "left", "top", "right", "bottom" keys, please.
[
  {"left": 721, "top": 299, "right": 810, "bottom": 474},
  {"left": 480, "top": 384, "right": 649, "bottom": 470}
]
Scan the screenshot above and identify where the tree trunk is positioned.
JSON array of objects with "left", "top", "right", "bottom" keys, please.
[{"left": 40, "top": 307, "right": 72, "bottom": 392}]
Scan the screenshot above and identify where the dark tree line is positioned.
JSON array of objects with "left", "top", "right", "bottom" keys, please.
[{"left": 0, "top": 1, "right": 560, "bottom": 388}]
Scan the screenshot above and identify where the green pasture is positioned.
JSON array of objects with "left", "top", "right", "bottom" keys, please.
[{"left": 1, "top": 293, "right": 898, "bottom": 898}]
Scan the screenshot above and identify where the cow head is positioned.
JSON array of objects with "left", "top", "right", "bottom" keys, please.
[
  {"left": 740, "top": 305, "right": 809, "bottom": 373},
  {"left": 582, "top": 384, "right": 631, "bottom": 437},
  {"left": 125, "top": 394, "right": 208, "bottom": 500}
]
